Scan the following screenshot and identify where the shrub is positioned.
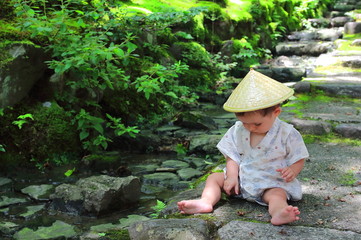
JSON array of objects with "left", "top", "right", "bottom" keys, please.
[{"left": 0, "top": 102, "right": 81, "bottom": 166}]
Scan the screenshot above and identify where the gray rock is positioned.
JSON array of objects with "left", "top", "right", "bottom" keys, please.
[
  {"left": 294, "top": 81, "right": 311, "bottom": 93},
  {"left": 0, "top": 44, "right": 49, "bottom": 108},
  {"left": 13, "top": 220, "right": 77, "bottom": 240},
  {"left": 161, "top": 160, "right": 189, "bottom": 169},
  {"left": 307, "top": 18, "right": 330, "bottom": 29},
  {"left": 177, "top": 168, "right": 203, "bottom": 180},
  {"left": 290, "top": 119, "right": 332, "bottom": 135},
  {"left": 271, "top": 67, "right": 306, "bottom": 82},
  {"left": 275, "top": 42, "right": 335, "bottom": 56},
  {"left": 342, "top": 59, "right": 361, "bottom": 68},
  {"left": 129, "top": 163, "right": 159, "bottom": 175},
  {"left": 189, "top": 134, "right": 222, "bottom": 154},
  {"left": 351, "top": 39, "right": 361, "bottom": 46},
  {"left": 174, "top": 111, "right": 218, "bottom": 130},
  {"left": 335, "top": 123, "right": 361, "bottom": 138},
  {"left": 287, "top": 31, "right": 317, "bottom": 41},
  {"left": 50, "top": 175, "right": 141, "bottom": 215},
  {"left": 313, "top": 83, "right": 361, "bottom": 98},
  {"left": 128, "top": 218, "right": 212, "bottom": 240},
  {"left": 217, "top": 221, "right": 361, "bottom": 240},
  {"left": 0, "top": 177, "right": 12, "bottom": 186},
  {"left": 331, "top": 16, "right": 354, "bottom": 27},
  {"left": 0, "top": 196, "right": 28, "bottom": 208},
  {"left": 344, "top": 22, "right": 361, "bottom": 34},
  {"left": 142, "top": 172, "right": 179, "bottom": 186},
  {"left": 183, "top": 156, "right": 211, "bottom": 170},
  {"left": 0, "top": 221, "right": 19, "bottom": 236},
  {"left": 19, "top": 204, "right": 46, "bottom": 219},
  {"left": 316, "top": 28, "right": 343, "bottom": 41},
  {"left": 21, "top": 184, "right": 54, "bottom": 200}
]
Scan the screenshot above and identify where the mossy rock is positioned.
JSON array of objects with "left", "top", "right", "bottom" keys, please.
[
  {"left": 180, "top": 68, "right": 215, "bottom": 88},
  {"left": 171, "top": 41, "right": 212, "bottom": 68},
  {"left": 0, "top": 101, "right": 81, "bottom": 165}
]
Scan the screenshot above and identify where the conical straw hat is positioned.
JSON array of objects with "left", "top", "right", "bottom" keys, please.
[{"left": 223, "top": 69, "right": 294, "bottom": 112}]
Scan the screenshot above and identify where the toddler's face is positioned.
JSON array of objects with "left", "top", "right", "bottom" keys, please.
[{"left": 236, "top": 108, "right": 280, "bottom": 134}]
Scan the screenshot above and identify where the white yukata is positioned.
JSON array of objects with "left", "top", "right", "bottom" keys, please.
[{"left": 217, "top": 118, "right": 309, "bottom": 205}]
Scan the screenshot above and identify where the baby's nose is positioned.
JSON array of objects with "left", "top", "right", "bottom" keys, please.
[{"left": 248, "top": 125, "right": 257, "bottom": 131}]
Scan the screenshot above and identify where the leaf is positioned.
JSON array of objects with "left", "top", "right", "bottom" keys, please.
[
  {"left": 114, "top": 48, "right": 125, "bottom": 58},
  {"left": 79, "top": 131, "right": 89, "bottom": 140},
  {"left": 12, "top": 120, "right": 27, "bottom": 129},
  {"left": 64, "top": 168, "right": 75, "bottom": 177},
  {"left": 126, "top": 42, "right": 137, "bottom": 53},
  {"left": 93, "top": 124, "right": 104, "bottom": 134},
  {"left": 165, "top": 92, "right": 178, "bottom": 99},
  {"left": 18, "top": 113, "right": 34, "bottom": 120}
]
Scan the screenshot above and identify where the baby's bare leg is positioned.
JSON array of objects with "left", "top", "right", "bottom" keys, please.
[
  {"left": 177, "top": 172, "right": 224, "bottom": 214},
  {"left": 262, "top": 188, "right": 300, "bottom": 225}
]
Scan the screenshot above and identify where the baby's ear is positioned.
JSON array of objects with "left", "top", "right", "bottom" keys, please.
[{"left": 273, "top": 106, "right": 282, "bottom": 116}]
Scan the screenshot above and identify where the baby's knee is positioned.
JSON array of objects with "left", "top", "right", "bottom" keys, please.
[
  {"left": 206, "top": 172, "right": 224, "bottom": 184},
  {"left": 263, "top": 188, "right": 287, "bottom": 201}
]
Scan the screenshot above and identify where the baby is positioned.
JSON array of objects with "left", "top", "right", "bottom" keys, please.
[{"left": 178, "top": 69, "right": 309, "bottom": 225}]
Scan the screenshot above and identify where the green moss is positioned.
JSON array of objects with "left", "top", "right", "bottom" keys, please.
[
  {"left": 174, "top": 41, "right": 212, "bottom": 68},
  {"left": 224, "top": 0, "right": 252, "bottom": 21},
  {"left": 283, "top": 92, "right": 360, "bottom": 119},
  {"left": 0, "top": 20, "right": 33, "bottom": 68},
  {"left": 191, "top": 13, "right": 206, "bottom": 42},
  {"left": 103, "top": 229, "right": 130, "bottom": 240},
  {"left": 302, "top": 133, "right": 361, "bottom": 146},
  {"left": 341, "top": 33, "right": 361, "bottom": 41},
  {"left": 189, "top": 172, "right": 210, "bottom": 189},
  {"left": 339, "top": 170, "right": 357, "bottom": 186}
]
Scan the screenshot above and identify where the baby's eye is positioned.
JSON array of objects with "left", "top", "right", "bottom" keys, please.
[{"left": 255, "top": 123, "right": 262, "bottom": 127}]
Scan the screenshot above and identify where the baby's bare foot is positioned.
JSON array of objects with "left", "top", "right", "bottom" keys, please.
[
  {"left": 271, "top": 205, "right": 300, "bottom": 225},
  {"left": 177, "top": 199, "right": 213, "bottom": 214}
]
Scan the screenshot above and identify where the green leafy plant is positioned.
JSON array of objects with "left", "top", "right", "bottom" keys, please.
[
  {"left": 12, "top": 113, "right": 34, "bottom": 129},
  {"left": 150, "top": 200, "right": 167, "bottom": 218},
  {"left": 106, "top": 114, "right": 139, "bottom": 138},
  {"left": 175, "top": 143, "right": 187, "bottom": 156},
  {"left": 74, "top": 109, "right": 108, "bottom": 151}
]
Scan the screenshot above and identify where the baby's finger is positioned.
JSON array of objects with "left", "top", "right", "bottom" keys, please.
[{"left": 234, "top": 186, "right": 239, "bottom": 195}]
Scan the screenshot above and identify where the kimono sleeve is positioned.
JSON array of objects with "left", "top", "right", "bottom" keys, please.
[
  {"left": 216, "top": 123, "right": 242, "bottom": 165},
  {"left": 285, "top": 128, "right": 309, "bottom": 166}
]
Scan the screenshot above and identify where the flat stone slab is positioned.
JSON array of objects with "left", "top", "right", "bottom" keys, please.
[
  {"left": 128, "top": 218, "right": 211, "bottom": 240},
  {"left": 21, "top": 184, "right": 54, "bottom": 200},
  {"left": 13, "top": 220, "right": 77, "bottom": 240},
  {"left": 0, "top": 177, "right": 12, "bottom": 186},
  {"left": 218, "top": 221, "right": 361, "bottom": 240},
  {"left": 281, "top": 96, "right": 361, "bottom": 124},
  {"left": 0, "top": 196, "right": 28, "bottom": 208}
]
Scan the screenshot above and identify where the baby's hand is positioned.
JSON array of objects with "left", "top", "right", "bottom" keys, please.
[
  {"left": 223, "top": 177, "right": 239, "bottom": 195},
  {"left": 276, "top": 167, "right": 296, "bottom": 182}
]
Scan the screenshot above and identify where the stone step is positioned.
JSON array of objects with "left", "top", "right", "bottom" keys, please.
[{"left": 218, "top": 221, "right": 361, "bottom": 240}]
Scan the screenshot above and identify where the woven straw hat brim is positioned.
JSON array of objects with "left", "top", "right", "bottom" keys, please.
[{"left": 223, "top": 69, "right": 294, "bottom": 112}]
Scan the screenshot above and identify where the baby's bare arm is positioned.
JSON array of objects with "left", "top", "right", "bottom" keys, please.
[
  {"left": 277, "top": 159, "right": 305, "bottom": 182},
  {"left": 224, "top": 157, "right": 239, "bottom": 195}
]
